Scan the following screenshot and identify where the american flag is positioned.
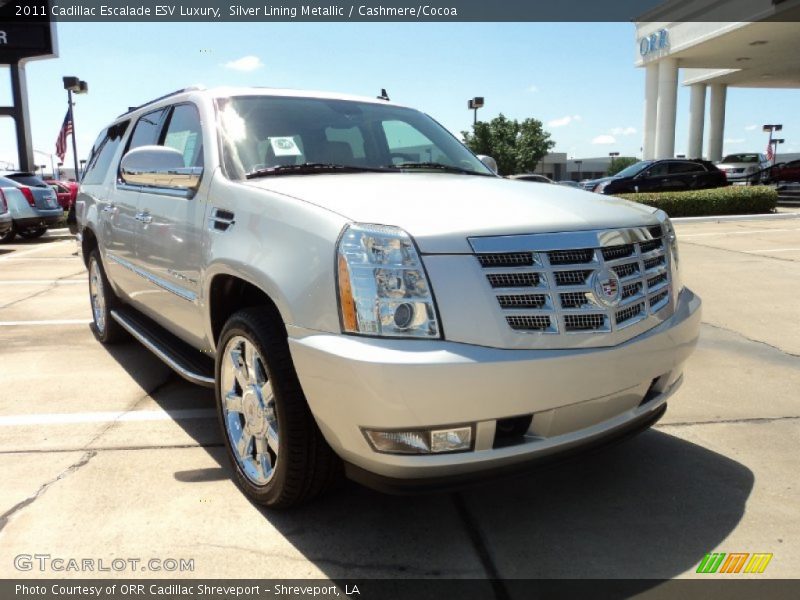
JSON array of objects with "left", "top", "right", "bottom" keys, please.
[
  {"left": 766, "top": 140, "right": 775, "bottom": 163},
  {"left": 55, "top": 111, "right": 73, "bottom": 162}
]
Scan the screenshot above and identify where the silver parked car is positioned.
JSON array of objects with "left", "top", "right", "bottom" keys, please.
[
  {"left": 0, "top": 173, "right": 63, "bottom": 243},
  {"left": 0, "top": 188, "right": 12, "bottom": 238},
  {"left": 716, "top": 153, "right": 770, "bottom": 184},
  {"left": 76, "top": 87, "right": 701, "bottom": 507}
]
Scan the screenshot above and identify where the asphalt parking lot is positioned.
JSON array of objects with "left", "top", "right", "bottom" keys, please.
[{"left": 0, "top": 216, "right": 798, "bottom": 584}]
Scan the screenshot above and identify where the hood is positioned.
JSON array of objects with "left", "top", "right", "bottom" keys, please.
[
  {"left": 244, "top": 173, "right": 659, "bottom": 254},
  {"left": 716, "top": 162, "right": 756, "bottom": 170}
]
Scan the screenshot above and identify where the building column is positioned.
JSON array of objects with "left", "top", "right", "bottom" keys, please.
[
  {"left": 642, "top": 63, "right": 659, "bottom": 160},
  {"left": 687, "top": 84, "right": 706, "bottom": 159},
  {"left": 655, "top": 58, "right": 679, "bottom": 159},
  {"left": 707, "top": 83, "right": 727, "bottom": 162}
]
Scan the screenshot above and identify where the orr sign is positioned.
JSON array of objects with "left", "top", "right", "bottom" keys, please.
[{"left": 639, "top": 29, "right": 669, "bottom": 58}]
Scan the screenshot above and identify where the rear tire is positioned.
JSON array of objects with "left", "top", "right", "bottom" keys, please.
[
  {"left": 0, "top": 224, "right": 15, "bottom": 244},
  {"left": 17, "top": 227, "right": 47, "bottom": 240},
  {"left": 88, "top": 249, "right": 128, "bottom": 343},
  {"left": 215, "top": 307, "right": 341, "bottom": 508}
]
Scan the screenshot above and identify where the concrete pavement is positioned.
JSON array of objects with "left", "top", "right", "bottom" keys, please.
[{"left": 0, "top": 220, "right": 798, "bottom": 585}]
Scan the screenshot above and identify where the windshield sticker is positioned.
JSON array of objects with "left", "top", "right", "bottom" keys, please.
[{"left": 270, "top": 137, "right": 302, "bottom": 157}]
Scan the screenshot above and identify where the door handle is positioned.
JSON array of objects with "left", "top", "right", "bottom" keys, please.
[{"left": 135, "top": 211, "right": 152, "bottom": 224}]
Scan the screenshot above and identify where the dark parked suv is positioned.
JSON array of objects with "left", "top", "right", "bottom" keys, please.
[{"left": 586, "top": 159, "right": 728, "bottom": 195}]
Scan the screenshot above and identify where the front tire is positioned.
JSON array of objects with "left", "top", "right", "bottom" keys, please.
[
  {"left": 215, "top": 308, "right": 341, "bottom": 508},
  {"left": 88, "top": 249, "right": 128, "bottom": 343}
]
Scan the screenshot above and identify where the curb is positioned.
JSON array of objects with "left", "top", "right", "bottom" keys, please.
[{"left": 672, "top": 212, "right": 800, "bottom": 224}]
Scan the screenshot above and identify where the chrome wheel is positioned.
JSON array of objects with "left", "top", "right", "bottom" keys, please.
[
  {"left": 89, "top": 258, "right": 106, "bottom": 334},
  {"left": 220, "top": 335, "right": 279, "bottom": 485}
]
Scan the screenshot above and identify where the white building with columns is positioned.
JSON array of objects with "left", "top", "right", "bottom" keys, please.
[{"left": 635, "top": 0, "right": 800, "bottom": 161}]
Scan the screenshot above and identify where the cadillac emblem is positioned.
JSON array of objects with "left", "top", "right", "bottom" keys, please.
[{"left": 591, "top": 268, "right": 622, "bottom": 307}]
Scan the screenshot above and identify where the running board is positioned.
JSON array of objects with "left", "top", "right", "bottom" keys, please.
[{"left": 110, "top": 308, "right": 215, "bottom": 388}]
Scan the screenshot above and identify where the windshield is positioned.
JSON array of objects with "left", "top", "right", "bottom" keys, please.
[
  {"left": 216, "top": 95, "right": 493, "bottom": 179},
  {"left": 614, "top": 160, "right": 653, "bottom": 179},
  {"left": 722, "top": 154, "right": 759, "bottom": 163}
]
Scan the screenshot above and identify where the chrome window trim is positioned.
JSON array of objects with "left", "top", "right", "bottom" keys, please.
[
  {"left": 116, "top": 181, "right": 196, "bottom": 199},
  {"left": 106, "top": 252, "right": 197, "bottom": 303}
]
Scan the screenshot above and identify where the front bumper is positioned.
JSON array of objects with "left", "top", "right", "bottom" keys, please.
[{"left": 289, "top": 288, "right": 701, "bottom": 483}]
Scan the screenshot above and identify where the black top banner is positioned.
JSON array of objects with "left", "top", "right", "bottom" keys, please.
[{"left": 1, "top": 0, "right": 799, "bottom": 22}]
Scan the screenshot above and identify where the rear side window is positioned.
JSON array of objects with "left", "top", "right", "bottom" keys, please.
[
  {"left": 162, "top": 104, "right": 204, "bottom": 167},
  {"left": 644, "top": 162, "right": 669, "bottom": 177},
  {"left": 127, "top": 108, "right": 168, "bottom": 152},
  {"left": 6, "top": 174, "right": 48, "bottom": 188},
  {"left": 83, "top": 121, "right": 130, "bottom": 186},
  {"left": 669, "top": 162, "right": 705, "bottom": 174}
]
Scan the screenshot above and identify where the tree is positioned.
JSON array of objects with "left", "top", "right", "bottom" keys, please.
[
  {"left": 607, "top": 156, "right": 639, "bottom": 176},
  {"left": 462, "top": 114, "right": 555, "bottom": 176}
]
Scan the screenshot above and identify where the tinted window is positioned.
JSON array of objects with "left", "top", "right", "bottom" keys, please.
[
  {"left": 5, "top": 174, "right": 48, "bottom": 188},
  {"left": 83, "top": 121, "right": 130, "bottom": 186},
  {"left": 162, "top": 104, "right": 203, "bottom": 167},
  {"left": 644, "top": 162, "right": 669, "bottom": 177},
  {"left": 127, "top": 108, "right": 168, "bottom": 152},
  {"left": 669, "top": 162, "right": 705, "bottom": 174}
]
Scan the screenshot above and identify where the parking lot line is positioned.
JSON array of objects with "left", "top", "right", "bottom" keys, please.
[
  {"left": 680, "top": 228, "right": 800, "bottom": 238},
  {"left": 0, "top": 280, "right": 85, "bottom": 285},
  {"left": 0, "top": 319, "right": 92, "bottom": 326},
  {"left": 743, "top": 248, "right": 800, "bottom": 253},
  {"left": 0, "top": 240, "right": 71, "bottom": 262},
  {"left": 0, "top": 408, "right": 217, "bottom": 426}
]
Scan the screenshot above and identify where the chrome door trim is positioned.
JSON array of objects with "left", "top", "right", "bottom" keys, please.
[
  {"left": 117, "top": 182, "right": 195, "bottom": 199},
  {"left": 106, "top": 252, "right": 197, "bottom": 303}
]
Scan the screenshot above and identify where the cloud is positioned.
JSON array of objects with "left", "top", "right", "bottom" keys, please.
[
  {"left": 745, "top": 124, "right": 758, "bottom": 131},
  {"left": 548, "top": 115, "right": 581, "bottom": 128},
  {"left": 724, "top": 138, "right": 745, "bottom": 144},
  {"left": 592, "top": 135, "right": 617, "bottom": 145},
  {"left": 610, "top": 126, "right": 637, "bottom": 136},
  {"left": 224, "top": 55, "right": 264, "bottom": 72},
  {"left": 526, "top": 85, "right": 539, "bottom": 93}
]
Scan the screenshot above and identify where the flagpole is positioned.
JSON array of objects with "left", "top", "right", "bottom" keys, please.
[{"left": 67, "top": 88, "right": 79, "bottom": 180}]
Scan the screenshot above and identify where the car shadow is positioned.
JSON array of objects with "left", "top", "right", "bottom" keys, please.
[{"left": 99, "top": 339, "right": 753, "bottom": 587}]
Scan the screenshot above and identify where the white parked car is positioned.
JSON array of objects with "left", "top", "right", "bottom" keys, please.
[
  {"left": 76, "top": 87, "right": 701, "bottom": 507},
  {"left": 716, "top": 153, "right": 770, "bottom": 184}
]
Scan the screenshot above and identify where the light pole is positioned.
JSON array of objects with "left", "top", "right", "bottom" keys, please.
[
  {"left": 763, "top": 124, "right": 783, "bottom": 165},
  {"left": 63, "top": 76, "right": 89, "bottom": 180},
  {"left": 575, "top": 160, "right": 583, "bottom": 181},
  {"left": 770, "top": 138, "right": 785, "bottom": 164},
  {"left": 608, "top": 151, "right": 619, "bottom": 174},
  {"left": 79, "top": 159, "right": 87, "bottom": 178},
  {"left": 468, "top": 97, "right": 484, "bottom": 126}
]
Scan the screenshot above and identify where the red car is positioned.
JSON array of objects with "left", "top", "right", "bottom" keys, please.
[
  {"left": 769, "top": 160, "right": 800, "bottom": 184},
  {"left": 44, "top": 179, "right": 79, "bottom": 210}
]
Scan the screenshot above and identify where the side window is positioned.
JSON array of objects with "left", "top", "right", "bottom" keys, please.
[
  {"left": 126, "top": 108, "right": 168, "bottom": 152},
  {"left": 669, "top": 162, "right": 704, "bottom": 174},
  {"left": 162, "top": 104, "right": 204, "bottom": 167},
  {"left": 82, "top": 121, "right": 130, "bottom": 186},
  {"left": 644, "top": 162, "right": 669, "bottom": 177}
]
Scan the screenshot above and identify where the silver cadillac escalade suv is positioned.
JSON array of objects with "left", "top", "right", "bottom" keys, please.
[{"left": 76, "top": 87, "right": 701, "bottom": 507}]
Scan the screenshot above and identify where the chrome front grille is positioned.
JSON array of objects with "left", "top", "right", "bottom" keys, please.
[{"left": 472, "top": 225, "right": 673, "bottom": 336}]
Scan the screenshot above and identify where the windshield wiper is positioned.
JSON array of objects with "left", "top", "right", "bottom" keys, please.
[
  {"left": 245, "top": 163, "right": 390, "bottom": 178},
  {"left": 388, "top": 162, "right": 493, "bottom": 176}
]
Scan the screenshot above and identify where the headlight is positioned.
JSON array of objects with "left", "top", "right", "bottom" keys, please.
[
  {"left": 663, "top": 216, "right": 682, "bottom": 293},
  {"left": 746, "top": 166, "right": 758, "bottom": 173},
  {"left": 594, "top": 181, "right": 609, "bottom": 194},
  {"left": 337, "top": 223, "right": 441, "bottom": 338}
]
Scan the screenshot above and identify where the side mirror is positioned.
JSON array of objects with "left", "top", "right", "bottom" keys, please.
[
  {"left": 120, "top": 145, "right": 202, "bottom": 192},
  {"left": 477, "top": 155, "right": 498, "bottom": 173}
]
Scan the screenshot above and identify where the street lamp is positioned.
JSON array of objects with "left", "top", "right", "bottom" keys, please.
[
  {"left": 608, "top": 151, "right": 619, "bottom": 173},
  {"left": 769, "top": 138, "right": 785, "bottom": 164},
  {"left": 468, "top": 97, "right": 484, "bottom": 126},
  {"left": 63, "top": 76, "right": 89, "bottom": 181},
  {"left": 763, "top": 124, "right": 783, "bottom": 165},
  {"left": 79, "top": 159, "right": 87, "bottom": 178},
  {"left": 575, "top": 159, "right": 583, "bottom": 181}
]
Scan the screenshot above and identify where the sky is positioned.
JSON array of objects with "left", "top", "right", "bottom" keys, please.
[{"left": 1, "top": 21, "right": 799, "bottom": 172}]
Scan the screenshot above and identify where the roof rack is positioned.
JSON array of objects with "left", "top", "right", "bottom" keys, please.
[{"left": 117, "top": 86, "right": 205, "bottom": 118}]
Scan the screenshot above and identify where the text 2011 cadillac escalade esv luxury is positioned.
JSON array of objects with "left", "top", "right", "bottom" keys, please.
[{"left": 76, "top": 87, "right": 701, "bottom": 508}]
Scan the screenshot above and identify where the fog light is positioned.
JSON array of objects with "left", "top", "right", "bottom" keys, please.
[
  {"left": 364, "top": 430, "right": 430, "bottom": 454},
  {"left": 364, "top": 426, "right": 474, "bottom": 454}
]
